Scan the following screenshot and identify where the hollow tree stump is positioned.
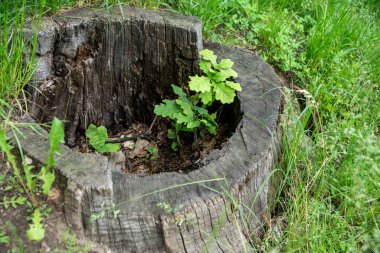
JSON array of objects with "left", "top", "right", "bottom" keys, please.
[{"left": 16, "top": 6, "right": 282, "bottom": 253}]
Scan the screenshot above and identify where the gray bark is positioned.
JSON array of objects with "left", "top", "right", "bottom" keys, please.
[{"left": 26, "top": 6, "right": 202, "bottom": 146}]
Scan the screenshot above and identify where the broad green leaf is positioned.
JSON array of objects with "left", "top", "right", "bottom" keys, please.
[
  {"left": 154, "top": 50, "right": 241, "bottom": 149},
  {"left": 193, "top": 106, "right": 209, "bottom": 115},
  {"left": 200, "top": 118, "right": 217, "bottom": 135},
  {"left": 86, "top": 124, "right": 120, "bottom": 153},
  {"left": 46, "top": 117, "right": 64, "bottom": 169},
  {"left": 27, "top": 209, "right": 45, "bottom": 242},
  {"left": 86, "top": 124, "right": 108, "bottom": 148},
  {"left": 176, "top": 99, "right": 193, "bottom": 116},
  {"left": 173, "top": 113, "right": 193, "bottom": 124},
  {"left": 200, "top": 49, "right": 217, "bottom": 66},
  {"left": 204, "top": 124, "right": 217, "bottom": 135},
  {"left": 154, "top": 100, "right": 180, "bottom": 118},
  {"left": 172, "top": 85, "right": 186, "bottom": 97},
  {"left": 203, "top": 112, "right": 218, "bottom": 123},
  {"left": 198, "top": 91, "right": 213, "bottom": 105},
  {"left": 208, "top": 126, "right": 217, "bottom": 135},
  {"left": 225, "top": 81, "right": 242, "bottom": 91},
  {"left": 214, "top": 68, "right": 238, "bottom": 82},
  {"left": 187, "top": 120, "right": 200, "bottom": 129},
  {"left": 218, "top": 59, "right": 234, "bottom": 69},
  {"left": 97, "top": 143, "right": 120, "bottom": 153},
  {"left": 41, "top": 170, "right": 55, "bottom": 196},
  {"left": 199, "top": 61, "right": 215, "bottom": 75},
  {"left": 189, "top": 75, "right": 211, "bottom": 93},
  {"left": 176, "top": 123, "right": 193, "bottom": 132},
  {"left": 49, "top": 117, "right": 64, "bottom": 155},
  {"left": 214, "top": 82, "right": 236, "bottom": 104}
]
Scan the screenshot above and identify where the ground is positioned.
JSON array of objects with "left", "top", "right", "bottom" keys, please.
[{"left": 0, "top": 158, "right": 111, "bottom": 253}]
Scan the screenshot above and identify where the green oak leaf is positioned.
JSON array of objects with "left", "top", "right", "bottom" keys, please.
[
  {"left": 198, "top": 91, "right": 213, "bottom": 105},
  {"left": 204, "top": 112, "right": 217, "bottom": 122},
  {"left": 189, "top": 75, "right": 212, "bottom": 93},
  {"left": 225, "top": 80, "right": 242, "bottom": 91},
  {"left": 201, "top": 119, "right": 217, "bottom": 135},
  {"left": 208, "top": 126, "right": 217, "bottom": 135},
  {"left": 215, "top": 68, "right": 238, "bottom": 82},
  {"left": 218, "top": 59, "right": 234, "bottom": 69},
  {"left": 202, "top": 113, "right": 217, "bottom": 126},
  {"left": 199, "top": 61, "right": 215, "bottom": 75},
  {"left": 176, "top": 99, "right": 194, "bottom": 116},
  {"left": 200, "top": 49, "right": 217, "bottom": 66},
  {"left": 193, "top": 106, "right": 209, "bottom": 115},
  {"left": 173, "top": 113, "right": 193, "bottom": 124},
  {"left": 214, "top": 82, "right": 236, "bottom": 104},
  {"left": 154, "top": 100, "right": 180, "bottom": 117},
  {"left": 187, "top": 120, "right": 200, "bottom": 129},
  {"left": 172, "top": 84, "right": 187, "bottom": 97},
  {"left": 153, "top": 49, "right": 241, "bottom": 150}
]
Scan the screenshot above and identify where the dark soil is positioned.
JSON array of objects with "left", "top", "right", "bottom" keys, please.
[
  {"left": 72, "top": 116, "right": 232, "bottom": 174},
  {"left": 0, "top": 157, "right": 111, "bottom": 253}
]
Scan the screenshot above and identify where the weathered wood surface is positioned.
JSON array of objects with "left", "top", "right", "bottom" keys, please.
[
  {"left": 25, "top": 6, "right": 202, "bottom": 146},
  {"left": 17, "top": 6, "right": 282, "bottom": 253}
]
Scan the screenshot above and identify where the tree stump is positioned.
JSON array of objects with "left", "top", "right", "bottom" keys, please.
[{"left": 17, "top": 6, "right": 282, "bottom": 253}]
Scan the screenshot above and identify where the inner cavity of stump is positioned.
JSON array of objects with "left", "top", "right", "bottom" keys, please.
[{"left": 28, "top": 16, "right": 242, "bottom": 172}]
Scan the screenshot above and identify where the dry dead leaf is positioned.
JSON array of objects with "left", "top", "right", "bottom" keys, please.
[
  {"left": 25, "top": 155, "right": 33, "bottom": 165},
  {"left": 129, "top": 139, "right": 150, "bottom": 158},
  {"left": 47, "top": 187, "right": 60, "bottom": 202},
  {"left": 122, "top": 140, "right": 135, "bottom": 149}
]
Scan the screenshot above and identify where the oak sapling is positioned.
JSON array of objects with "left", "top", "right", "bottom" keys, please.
[{"left": 154, "top": 49, "right": 241, "bottom": 150}]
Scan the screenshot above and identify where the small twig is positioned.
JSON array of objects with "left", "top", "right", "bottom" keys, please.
[
  {"left": 193, "top": 132, "right": 201, "bottom": 152},
  {"left": 105, "top": 116, "right": 157, "bottom": 144},
  {"left": 125, "top": 151, "right": 133, "bottom": 171},
  {"left": 145, "top": 115, "right": 157, "bottom": 134},
  {"left": 216, "top": 105, "right": 223, "bottom": 123},
  {"left": 106, "top": 134, "right": 149, "bottom": 144}
]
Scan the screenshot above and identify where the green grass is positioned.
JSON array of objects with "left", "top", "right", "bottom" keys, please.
[{"left": 1, "top": 0, "right": 379, "bottom": 252}]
